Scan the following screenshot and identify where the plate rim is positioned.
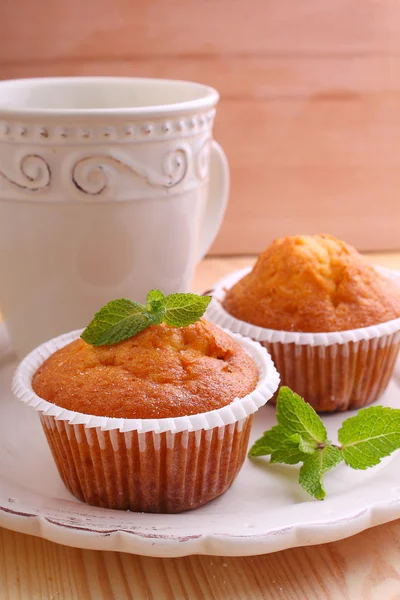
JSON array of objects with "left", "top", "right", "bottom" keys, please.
[{"left": 1, "top": 487, "right": 400, "bottom": 557}]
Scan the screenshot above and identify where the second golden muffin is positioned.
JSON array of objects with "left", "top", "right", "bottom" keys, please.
[
  {"left": 223, "top": 234, "right": 400, "bottom": 333},
  {"left": 208, "top": 234, "right": 400, "bottom": 412}
]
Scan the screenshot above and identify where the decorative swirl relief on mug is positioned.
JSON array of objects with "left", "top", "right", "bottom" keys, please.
[
  {"left": 72, "top": 148, "right": 189, "bottom": 196},
  {"left": 0, "top": 154, "right": 51, "bottom": 192},
  {"left": 0, "top": 141, "right": 212, "bottom": 198}
]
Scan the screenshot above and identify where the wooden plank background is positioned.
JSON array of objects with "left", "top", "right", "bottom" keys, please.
[{"left": 0, "top": 0, "right": 399, "bottom": 254}]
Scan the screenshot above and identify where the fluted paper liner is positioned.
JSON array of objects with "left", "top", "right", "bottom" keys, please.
[
  {"left": 206, "top": 267, "right": 400, "bottom": 412},
  {"left": 12, "top": 328, "right": 279, "bottom": 512}
]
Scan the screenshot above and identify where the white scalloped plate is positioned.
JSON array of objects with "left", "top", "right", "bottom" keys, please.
[{"left": 1, "top": 322, "right": 400, "bottom": 557}]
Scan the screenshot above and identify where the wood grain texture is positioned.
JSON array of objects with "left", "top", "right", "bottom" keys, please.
[
  {"left": 2, "top": 514, "right": 400, "bottom": 599},
  {"left": 0, "top": 56, "right": 399, "bottom": 99},
  {"left": 1, "top": 0, "right": 400, "bottom": 61},
  {"left": 2, "top": 254, "right": 400, "bottom": 599},
  {"left": 0, "top": 0, "right": 400, "bottom": 253}
]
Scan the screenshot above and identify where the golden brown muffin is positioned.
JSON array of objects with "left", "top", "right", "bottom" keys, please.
[
  {"left": 223, "top": 234, "right": 400, "bottom": 333},
  {"left": 32, "top": 319, "right": 258, "bottom": 419}
]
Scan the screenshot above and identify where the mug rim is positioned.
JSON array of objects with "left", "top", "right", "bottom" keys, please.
[{"left": 0, "top": 76, "right": 219, "bottom": 118}]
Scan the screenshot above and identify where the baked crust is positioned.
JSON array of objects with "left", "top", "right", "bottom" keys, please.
[
  {"left": 32, "top": 319, "right": 258, "bottom": 418},
  {"left": 223, "top": 234, "right": 400, "bottom": 332}
]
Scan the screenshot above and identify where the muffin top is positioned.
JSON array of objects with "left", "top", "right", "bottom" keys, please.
[
  {"left": 32, "top": 319, "right": 258, "bottom": 419},
  {"left": 223, "top": 234, "right": 400, "bottom": 333}
]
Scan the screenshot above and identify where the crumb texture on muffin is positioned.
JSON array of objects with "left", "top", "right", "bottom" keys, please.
[
  {"left": 32, "top": 320, "right": 258, "bottom": 419},
  {"left": 223, "top": 234, "right": 400, "bottom": 333}
]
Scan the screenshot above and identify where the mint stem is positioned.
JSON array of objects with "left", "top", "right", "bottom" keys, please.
[{"left": 317, "top": 442, "right": 343, "bottom": 451}]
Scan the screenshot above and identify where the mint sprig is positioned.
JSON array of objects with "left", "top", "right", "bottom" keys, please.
[
  {"left": 249, "top": 387, "right": 400, "bottom": 500},
  {"left": 81, "top": 291, "right": 211, "bottom": 346}
]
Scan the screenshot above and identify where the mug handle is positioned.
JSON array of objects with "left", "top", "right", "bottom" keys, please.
[{"left": 197, "top": 141, "right": 230, "bottom": 261}]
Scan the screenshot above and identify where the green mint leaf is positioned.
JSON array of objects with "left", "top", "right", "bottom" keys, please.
[
  {"left": 248, "top": 426, "right": 280, "bottom": 457},
  {"left": 249, "top": 426, "right": 312, "bottom": 465},
  {"left": 269, "top": 442, "right": 311, "bottom": 465},
  {"left": 338, "top": 406, "right": 400, "bottom": 470},
  {"left": 147, "top": 290, "right": 164, "bottom": 303},
  {"left": 147, "top": 290, "right": 165, "bottom": 313},
  {"left": 289, "top": 433, "right": 318, "bottom": 455},
  {"left": 81, "top": 290, "right": 211, "bottom": 346},
  {"left": 276, "top": 387, "right": 327, "bottom": 446},
  {"left": 249, "top": 388, "right": 325, "bottom": 466},
  {"left": 81, "top": 298, "right": 155, "bottom": 346},
  {"left": 299, "top": 445, "right": 343, "bottom": 500},
  {"left": 163, "top": 293, "right": 211, "bottom": 327},
  {"left": 148, "top": 306, "right": 166, "bottom": 326}
]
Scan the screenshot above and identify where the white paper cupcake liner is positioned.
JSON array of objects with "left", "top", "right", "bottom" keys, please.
[
  {"left": 206, "top": 266, "right": 400, "bottom": 412},
  {"left": 12, "top": 328, "right": 280, "bottom": 433},
  {"left": 39, "top": 414, "right": 255, "bottom": 512}
]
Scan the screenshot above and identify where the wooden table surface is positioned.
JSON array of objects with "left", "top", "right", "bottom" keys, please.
[{"left": 2, "top": 253, "right": 400, "bottom": 600}]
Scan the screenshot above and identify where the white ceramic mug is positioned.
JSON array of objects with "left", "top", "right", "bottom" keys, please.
[{"left": 0, "top": 77, "right": 229, "bottom": 358}]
